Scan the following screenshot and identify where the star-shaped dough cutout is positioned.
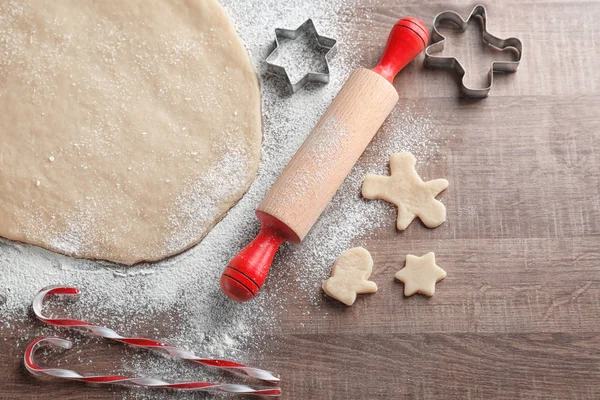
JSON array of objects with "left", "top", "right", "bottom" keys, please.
[
  {"left": 362, "top": 152, "right": 448, "bottom": 230},
  {"left": 394, "top": 252, "right": 446, "bottom": 296},
  {"left": 322, "top": 247, "right": 378, "bottom": 306}
]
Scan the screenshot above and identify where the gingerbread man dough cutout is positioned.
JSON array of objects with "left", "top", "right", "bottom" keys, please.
[
  {"left": 322, "top": 247, "right": 378, "bottom": 306},
  {"left": 362, "top": 152, "right": 449, "bottom": 230},
  {"left": 395, "top": 252, "right": 446, "bottom": 296}
]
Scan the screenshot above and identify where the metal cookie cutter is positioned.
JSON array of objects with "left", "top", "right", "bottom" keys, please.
[
  {"left": 265, "top": 19, "right": 337, "bottom": 94},
  {"left": 424, "top": 4, "right": 523, "bottom": 98}
]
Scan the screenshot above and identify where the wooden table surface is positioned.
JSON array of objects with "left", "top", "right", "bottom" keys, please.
[{"left": 2, "top": 1, "right": 600, "bottom": 399}]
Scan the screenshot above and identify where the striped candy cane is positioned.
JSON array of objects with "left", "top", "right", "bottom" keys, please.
[
  {"left": 32, "top": 286, "right": 279, "bottom": 383},
  {"left": 25, "top": 337, "right": 281, "bottom": 395}
]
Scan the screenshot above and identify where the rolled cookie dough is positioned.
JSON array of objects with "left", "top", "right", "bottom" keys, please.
[
  {"left": 0, "top": 0, "right": 261, "bottom": 264},
  {"left": 362, "top": 153, "right": 448, "bottom": 230},
  {"left": 322, "top": 247, "right": 378, "bottom": 306},
  {"left": 394, "top": 252, "right": 446, "bottom": 296}
]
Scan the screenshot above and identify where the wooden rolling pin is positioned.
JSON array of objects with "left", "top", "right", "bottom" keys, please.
[{"left": 221, "top": 18, "right": 429, "bottom": 302}]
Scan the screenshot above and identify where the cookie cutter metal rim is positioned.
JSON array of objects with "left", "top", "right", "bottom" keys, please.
[
  {"left": 265, "top": 19, "right": 337, "bottom": 94},
  {"left": 424, "top": 4, "right": 523, "bottom": 98}
]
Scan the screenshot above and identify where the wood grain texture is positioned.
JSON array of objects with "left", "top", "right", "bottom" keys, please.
[{"left": 2, "top": 1, "right": 600, "bottom": 399}]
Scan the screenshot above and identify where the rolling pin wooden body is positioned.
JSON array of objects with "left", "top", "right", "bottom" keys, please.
[
  {"left": 258, "top": 68, "right": 399, "bottom": 241},
  {"left": 221, "top": 18, "right": 429, "bottom": 302}
]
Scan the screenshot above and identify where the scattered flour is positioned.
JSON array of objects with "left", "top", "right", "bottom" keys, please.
[{"left": 0, "top": 0, "right": 444, "bottom": 398}]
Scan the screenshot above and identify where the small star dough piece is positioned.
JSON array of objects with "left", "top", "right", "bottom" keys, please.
[
  {"left": 362, "top": 152, "right": 449, "bottom": 230},
  {"left": 322, "top": 247, "right": 378, "bottom": 306},
  {"left": 394, "top": 252, "right": 446, "bottom": 296}
]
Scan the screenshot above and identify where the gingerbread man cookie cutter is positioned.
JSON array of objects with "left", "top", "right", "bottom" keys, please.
[{"left": 424, "top": 4, "right": 523, "bottom": 98}]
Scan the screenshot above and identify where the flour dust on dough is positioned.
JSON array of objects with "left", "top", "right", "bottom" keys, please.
[{"left": 0, "top": 0, "right": 262, "bottom": 264}]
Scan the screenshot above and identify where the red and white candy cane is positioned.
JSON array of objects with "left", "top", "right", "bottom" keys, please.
[
  {"left": 32, "top": 286, "right": 279, "bottom": 382},
  {"left": 24, "top": 337, "right": 281, "bottom": 396}
]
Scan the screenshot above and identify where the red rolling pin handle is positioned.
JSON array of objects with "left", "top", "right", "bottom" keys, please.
[
  {"left": 220, "top": 17, "right": 429, "bottom": 302},
  {"left": 371, "top": 18, "right": 429, "bottom": 83},
  {"left": 221, "top": 212, "right": 298, "bottom": 302}
]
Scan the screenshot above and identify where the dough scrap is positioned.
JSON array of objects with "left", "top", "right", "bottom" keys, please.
[
  {"left": 322, "top": 247, "right": 378, "bottom": 306},
  {"left": 394, "top": 252, "right": 446, "bottom": 296},
  {"left": 362, "top": 153, "right": 449, "bottom": 230},
  {"left": 0, "top": 0, "right": 261, "bottom": 265}
]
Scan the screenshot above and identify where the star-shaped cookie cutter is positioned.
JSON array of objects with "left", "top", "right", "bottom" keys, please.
[
  {"left": 424, "top": 4, "right": 523, "bottom": 98},
  {"left": 265, "top": 19, "right": 337, "bottom": 94}
]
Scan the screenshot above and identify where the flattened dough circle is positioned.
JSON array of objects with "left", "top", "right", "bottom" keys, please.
[{"left": 0, "top": 0, "right": 262, "bottom": 264}]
